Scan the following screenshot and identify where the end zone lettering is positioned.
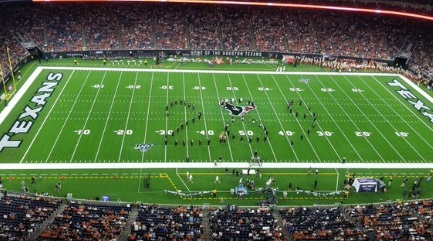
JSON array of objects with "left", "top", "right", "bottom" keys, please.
[
  {"left": 0, "top": 72, "right": 63, "bottom": 152},
  {"left": 388, "top": 79, "right": 433, "bottom": 123}
]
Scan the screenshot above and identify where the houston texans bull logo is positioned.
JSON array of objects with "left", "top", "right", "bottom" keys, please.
[{"left": 220, "top": 100, "right": 256, "bottom": 116}]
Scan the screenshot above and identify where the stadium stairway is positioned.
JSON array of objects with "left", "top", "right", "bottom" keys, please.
[
  {"left": 202, "top": 208, "right": 213, "bottom": 240},
  {"left": 119, "top": 205, "right": 139, "bottom": 241},
  {"left": 272, "top": 207, "right": 292, "bottom": 241},
  {"left": 28, "top": 202, "right": 67, "bottom": 241}
]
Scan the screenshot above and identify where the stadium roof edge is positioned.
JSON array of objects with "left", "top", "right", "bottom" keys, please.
[{"left": 29, "top": 0, "right": 433, "bottom": 21}]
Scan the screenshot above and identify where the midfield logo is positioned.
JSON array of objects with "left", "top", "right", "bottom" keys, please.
[
  {"left": 134, "top": 144, "right": 155, "bottom": 153},
  {"left": 220, "top": 100, "right": 256, "bottom": 116}
]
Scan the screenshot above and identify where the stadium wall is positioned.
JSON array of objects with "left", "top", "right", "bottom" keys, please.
[{"left": 0, "top": 49, "right": 401, "bottom": 93}]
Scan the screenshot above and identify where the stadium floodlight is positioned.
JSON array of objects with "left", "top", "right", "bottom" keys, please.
[{"left": 31, "top": 0, "right": 433, "bottom": 21}]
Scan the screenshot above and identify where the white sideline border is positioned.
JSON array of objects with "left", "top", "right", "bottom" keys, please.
[
  {"left": 0, "top": 162, "right": 431, "bottom": 170},
  {"left": 0, "top": 67, "right": 43, "bottom": 125},
  {"left": 0, "top": 66, "right": 432, "bottom": 170}
]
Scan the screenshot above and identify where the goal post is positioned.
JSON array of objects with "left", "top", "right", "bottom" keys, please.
[{"left": 0, "top": 47, "right": 18, "bottom": 103}]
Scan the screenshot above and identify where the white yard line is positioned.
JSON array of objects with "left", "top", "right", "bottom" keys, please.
[
  {"left": 20, "top": 70, "right": 76, "bottom": 163},
  {"left": 312, "top": 75, "right": 385, "bottom": 162},
  {"left": 45, "top": 71, "right": 91, "bottom": 162},
  {"left": 327, "top": 75, "right": 407, "bottom": 162},
  {"left": 226, "top": 74, "right": 254, "bottom": 156},
  {"left": 299, "top": 75, "right": 366, "bottom": 162},
  {"left": 211, "top": 73, "right": 235, "bottom": 162},
  {"left": 164, "top": 72, "right": 170, "bottom": 162},
  {"left": 339, "top": 75, "right": 425, "bottom": 162},
  {"left": 197, "top": 73, "right": 213, "bottom": 162},
  {"left": 141, "top": 73, "right": 154, "bottom": 162},
  {"left": 279, "top": 74, "right": 340, "bottom": 162},
  {"left": 368, "top": 75, "right": 433, "bottom": 155},
  {"left": 93, "top": 72, "right": 123, "bottom": 162},
  {"left": 242, "top": 74, "right": 279, "bottom": 162},
  {"left": 182, "top": 73, "right": 190, "bottom": 158},
  {"left": 69, "top": 71, "right": 108, "bottom": 162},
  {"left": 117, "top": 71, "right": 139, "bottom": 162},
  {"left": 268, "top": 74, "right": 318, "bottom": 162},
  {"left": 176, "top": 168, "right": 191, "bottom": 192}
]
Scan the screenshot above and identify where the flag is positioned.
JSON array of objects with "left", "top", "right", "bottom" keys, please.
[{"left": 134, "top": 144, "right": 155, "bottom": 153}]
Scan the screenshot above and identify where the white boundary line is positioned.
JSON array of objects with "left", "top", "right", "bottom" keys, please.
[
  {"left": 26, "top": 66, "right": 404, "bottom": 77},
  {"left": 0, "top": 67, "right": 43, "bottom": 125},
  {"left": 0, "top": 162, "right": 431, "bottom": 169},
  {"left": 2, "top": 66, "right": 433, "bottom": 169}
]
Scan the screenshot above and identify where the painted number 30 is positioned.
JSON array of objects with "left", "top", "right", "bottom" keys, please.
[{"left": 317, "top": 131, "right": 333, "bottom": 136}]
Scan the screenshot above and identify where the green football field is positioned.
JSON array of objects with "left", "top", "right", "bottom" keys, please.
[{"left": 0, "top": 60, "right": 433, "bottom": 205}]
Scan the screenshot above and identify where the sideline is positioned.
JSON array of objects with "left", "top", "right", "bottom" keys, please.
[
  {"left": 0, "top": 67, "right": 43, "bottom": 125},
  {"left": 399, "top": 75, "right": 433, "bottom": 104},
  {"left": 0, "top": 162, "right": 431, "bottom": 170},
  {"left": 35, "top": 66, "right": 403, "bottom": 76}
]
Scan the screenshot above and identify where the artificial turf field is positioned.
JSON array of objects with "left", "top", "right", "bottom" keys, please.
[{"left": 0, "top": 59, "right": 433, "bottom": 206}]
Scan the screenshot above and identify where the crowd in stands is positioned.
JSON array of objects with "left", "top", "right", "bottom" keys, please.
[
  {"left": 129, "top": 204, "right": 204, "bottom": 241},
  {"left": 44, "top": 5, "right": 83, "bottom": 52},
  {"left": 2, "top": 193, "right": 433, "bottom": 240},
  {"left": 280, "top": 199, "right": 433, "bottom": 240},
  {"left": 119, "top": 4, "right": 155, "bottom": 51},
  {"left": 187, "top": 6, "right": 221, "bottom": 50},
  {"left": 220, "top": 7, "right": 253, "bottom": 51},
  {"left": 37, "top": 202, "right": 130, "bottom": 241},
  {"left": 209, "top": 206, "right": 285, "bottom": 240},
  {"left": 0, "top": 195, "right": 62, "bottom": 241},
  {"left": 0, "top": 3, "right": 431, "bottom": 84},
  {"left": 253, "top": 8, "right": 286, "bottom": 52}
]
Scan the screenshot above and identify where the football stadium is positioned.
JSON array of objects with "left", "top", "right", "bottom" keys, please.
[{"left": 0, "top": 0, "right": 433, "bottom": 240}]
